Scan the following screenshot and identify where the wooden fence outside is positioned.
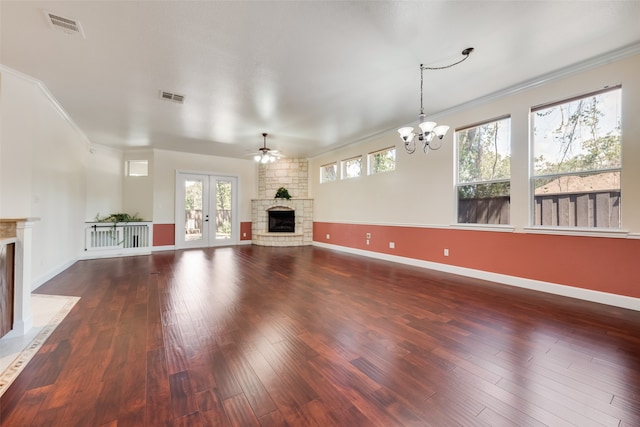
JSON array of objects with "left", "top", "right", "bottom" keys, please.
[
  {"left": 458, "top": 196, "right": 511, "bottom": 225},
  {"left": 458, "top": 190, "right": 621, "bottom": 228}
]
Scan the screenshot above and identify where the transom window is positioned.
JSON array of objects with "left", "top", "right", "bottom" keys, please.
[
  {"left": 125, "top": 160, "right": 148, "bottom": 177},
  {"left": 341, "top": 156, "right": 362, "bottom": 179},
  {"left": 320, "top": 162, "right": 337, "bottom": 183},
  {"left": 368, "top": 147, "right": 396, "bottom": 175},
  {"left": 531, "top": 86, "right": 621, "bottom": 228},
  {"left": 456, "top": 116, "right": 511, "bottom": 224}
]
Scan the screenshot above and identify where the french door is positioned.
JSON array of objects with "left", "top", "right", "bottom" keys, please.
[{"left": 176, "top": 173, "right": 238, "bottom": 248}]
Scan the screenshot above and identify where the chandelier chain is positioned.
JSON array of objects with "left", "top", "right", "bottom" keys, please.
[
  {"left": 417, "top": 48, "right": 473, "bottom": 116},
  {"left": 420, "top": 65, "right": 424, "bottom": 114},
  {"left": 420, "top": 49, "right": 473, "bottom": 71}
]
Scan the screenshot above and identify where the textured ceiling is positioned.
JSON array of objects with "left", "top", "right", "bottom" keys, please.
[{"left": 2, "top": 1, "right": 639, "bottom": 160}]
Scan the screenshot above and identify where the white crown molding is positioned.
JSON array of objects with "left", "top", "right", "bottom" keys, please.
[{"left": 0, "top": 64, "right": 92, "bottom": 148}]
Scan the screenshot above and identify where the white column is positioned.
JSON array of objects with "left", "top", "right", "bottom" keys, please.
[{"left": 12, "top": 219, "right": 36, "bottom": 335}]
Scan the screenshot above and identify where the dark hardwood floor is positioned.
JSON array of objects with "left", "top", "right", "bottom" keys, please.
[{"left": 1, "top": 245, "right": 640, "bottom": 426}]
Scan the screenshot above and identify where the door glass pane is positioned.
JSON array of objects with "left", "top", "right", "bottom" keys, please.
[
  {"left": 216, "top": 180, "right": 232, "bottom": 240},
  {"left": 184, "top": 179, "right": 203, "bottom": 242}
]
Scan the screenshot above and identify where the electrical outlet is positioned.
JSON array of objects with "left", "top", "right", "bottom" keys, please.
[
  {"left": 366, "top": 239, "right": 370, "bottom": 245},
  {"left": 389, "top": 242, "right": 395, "bottom": 249},
  {"left": 444, "top": 248, "right": 449, "bottom": 256},
  {"left": 326, "top": 234, "right": 330, "bottom": 239},
  {"left": 242, "top": 232, "right": 246, "bottom": 237},
  {"left": 366, "top": 232, "right": 371, "bottom": 239}
]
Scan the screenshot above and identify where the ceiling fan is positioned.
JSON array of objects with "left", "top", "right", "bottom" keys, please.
[{"left": 252, "top": 133, "right": 282, "bottom": 163}]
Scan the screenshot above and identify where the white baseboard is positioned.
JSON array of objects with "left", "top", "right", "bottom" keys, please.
[
  {"left": 3, "top": 317, "right": 33, "bottom": 337},
  {"left": 32, "top": 257, "right": 78, "bottom": 291},
  {"left": 313, "top": 242, "right": 640, "bottom": 312},
  {"left": 151, "top": 245, "right": 176, "bottom": 252},
  {"left": 150, "top": 241, "right": 252, "bottom": 251},
  {"left": 80, "top": 248, "right": 152, "bottom": 260}
]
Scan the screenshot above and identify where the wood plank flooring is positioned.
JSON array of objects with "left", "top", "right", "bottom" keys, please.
[{"left": 2, "top": 245, "right": 640, "bottom": 426}]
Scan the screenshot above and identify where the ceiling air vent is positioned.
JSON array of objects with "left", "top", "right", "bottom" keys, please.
[
  {"left": 44, "top": 11, "right": 85, "bottom": 37},
  {"left": 160, "top": 90, "right": 185, "bottom": 104}
]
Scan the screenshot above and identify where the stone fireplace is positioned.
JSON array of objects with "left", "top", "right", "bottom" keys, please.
[{"left": 251, "top": 158, "right": 313, "bottom": 246}]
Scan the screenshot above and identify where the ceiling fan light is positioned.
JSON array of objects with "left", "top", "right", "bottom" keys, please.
[{"left": 254, "top": 132, "right": 281, "bottom": 163}]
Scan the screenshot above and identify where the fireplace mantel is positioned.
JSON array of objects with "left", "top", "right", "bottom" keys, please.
[{"left": 251, "top": 198, "right": 313, "bottom": 246}]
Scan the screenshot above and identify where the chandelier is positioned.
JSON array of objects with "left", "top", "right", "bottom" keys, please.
[
  {"left": 254, "top": 132, "right": 278, "bottom": 164},
  {"left": 398, "top": 47, "right": 474, "bottom": 154}
]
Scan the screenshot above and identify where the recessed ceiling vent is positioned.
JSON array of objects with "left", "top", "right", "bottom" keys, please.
[
  {"left": 160, "top": 90, "right": 185, "bottom": 104},
  {"left": 44, "top": 11, "right": 85, "bottom": 38}
]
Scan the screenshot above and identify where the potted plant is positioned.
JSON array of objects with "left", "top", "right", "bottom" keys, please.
[
  {"left": 93, "top": 212, "right": 145, "bottom": 244},
  {"left": 274, "top": 187, "right": 291, "bottom": 200}
]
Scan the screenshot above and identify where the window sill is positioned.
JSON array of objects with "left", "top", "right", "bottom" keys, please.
[
  {"left": 523, "top": 226, "right": 629, "bottom": 239},
  {"left": 450, "top": 224, "right": 515, "bottom": 233}
]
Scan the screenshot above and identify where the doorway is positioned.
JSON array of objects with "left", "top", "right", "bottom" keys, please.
[{"left": 175, "top": 173, "right": 238, "bottom": 248}]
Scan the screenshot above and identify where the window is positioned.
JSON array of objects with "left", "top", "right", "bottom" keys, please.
[
  {"left": 341, "top": 156, "right": 362, "bottom": 179},
  {"left": 368, "top": 147, "right": 396, "bottom": 175},
  {"left": 456, "top": 117, "right": 511, "bottom": 224},
  {"left": 125, "top": 160, "right": 148, "bottom": 177},
  {"left": 320, "top": 162, "right": 337, "bottom": 183},
  {"left": 532, "top": 86, "right": 621, "bottom": 228}
]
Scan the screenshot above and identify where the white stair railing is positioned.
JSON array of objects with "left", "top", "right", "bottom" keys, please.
[{"left": 84, "top": 222, "right": 152, "bottom": 258}]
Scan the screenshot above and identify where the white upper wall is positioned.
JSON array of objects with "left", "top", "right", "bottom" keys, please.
[
  {"left": 310, "top": 53, "right": 640, "bottom": 233},
  {"left": 85, "top": 144, "right": 123, "bottom": 221},
  {"left": 152, "top": 149, "right": 257, "bottom": 224},
  {"left": 0, "top": 66, "right": 89, "bottom": 286},
  {"left": 122, "top": 150, "right": 154, "bottom": 221}
]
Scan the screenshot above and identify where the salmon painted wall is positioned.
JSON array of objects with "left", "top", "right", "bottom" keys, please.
[
  {"left": 153, "top": 222, "right": 252, "bottom": 245},
  {"left": 240, "top": 222, "right": 252, "bottom": 240},
  {"left": 314, "top": 222, "right": 640, "bottom": 299},
  {"left": 153, "top": 224, "right": 175, "bottom": 246}
]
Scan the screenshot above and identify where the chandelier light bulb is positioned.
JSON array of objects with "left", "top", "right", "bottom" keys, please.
[
  {"left": 434, "top": 125, "right": 450, "bottom": 139},
  {"left": 397, "top": 127, "right": 415, "bottom": 142},
  {"left": 418, "top": 121, "right": 437, "bottom": 134}
]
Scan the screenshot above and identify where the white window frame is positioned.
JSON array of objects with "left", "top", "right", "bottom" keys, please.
[
  {"left": 320, "top": 162, "right": 337, "bottom": 183},
  {"left": 530, "top": 86, "right": 622, "bottom": 229},
  {"left": 125, "top": 160, "right": 149, "bottom": 177},
  {"left": 341, "top": 156, "right": 362, "bottom": 179},
  {"left": 455, "top": 116, "right": 512, "bottom": 225},
  {"left": 368, "top": 147, "right": 396, "bottom": 175}
]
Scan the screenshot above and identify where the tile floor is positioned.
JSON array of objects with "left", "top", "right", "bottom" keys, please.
[{"left": 0, "top": 294, "right": 79, "bottom": 396}]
